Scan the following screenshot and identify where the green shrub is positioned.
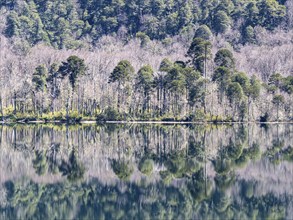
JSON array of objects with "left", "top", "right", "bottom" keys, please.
[
  {"left": 186, "top": 110, "right": 206, "bottom": 122},
  {"left": 97, "top": 107, "right": 121, "bottom": 121}
]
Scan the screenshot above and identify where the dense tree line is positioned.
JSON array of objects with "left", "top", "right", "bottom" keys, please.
[
  {"left": 103, "top": 39, "right": 292, "bottom": 121},
  {"left": 0, "top": 0, "right": 289, "bottom": 48},
  {"left": 0, "top": 33, "right": 292, "bottom": 122}
]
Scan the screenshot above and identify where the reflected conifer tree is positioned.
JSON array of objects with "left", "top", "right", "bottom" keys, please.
[
  {"left": 111, "top": 159, "right": 134, "bottom": 181},
  {"left": 59, "top": 148, "right": 85, "bottom": 182},
  {"left": 32, "top": 150, "right": 48, "bottom": 176}
]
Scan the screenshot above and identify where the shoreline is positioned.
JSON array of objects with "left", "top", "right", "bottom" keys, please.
[{"left": 1, "top": 120, "right": 292, "bottom": 125}]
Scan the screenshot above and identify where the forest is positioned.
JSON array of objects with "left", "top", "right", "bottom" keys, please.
[{"left": 0, "top": 0, "right": 292, "bottom": 122}]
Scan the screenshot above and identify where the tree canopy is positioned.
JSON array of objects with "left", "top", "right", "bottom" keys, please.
[
  {"left": 109, "top": 60, "right": 135, "bottom": 86},
  {"left": 1, "top": 0, "right": 287, "bottom": 48}
]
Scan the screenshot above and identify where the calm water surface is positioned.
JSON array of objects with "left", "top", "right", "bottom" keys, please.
[{"left": 0, "top": 124, "right": 292, "bottom": 219}]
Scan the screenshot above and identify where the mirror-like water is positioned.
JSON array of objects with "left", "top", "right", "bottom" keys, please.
[{"left": 0, "top": 124, "right": 292, "bottom": 219}]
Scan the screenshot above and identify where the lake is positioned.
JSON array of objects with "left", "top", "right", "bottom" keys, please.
[{"left": 0, "top": 123, "right": 292, "bottom": 219}]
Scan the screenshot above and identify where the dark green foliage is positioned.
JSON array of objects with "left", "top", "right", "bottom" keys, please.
[
  {"left": 32, "top": 65, "right": 47, "bottom": 92},
  {"left": 243, "top": 1, "right": 286, "bottom": 30},
  {"left": 136, "top": 65, "right": 154, "bottom": 96},
  {"left": 268, "top": 73, "right": 282, "bottom": 92},
  {"left": 109, "top": 60, "right": 135, "bottom": 85},
  {"left": 136, "top": 65, "right": 154, "bottom": 112},
  {"left": 58, "top": 55, "right": 87, "bottom": 90},
  {"left": 111, "top": 159, "right": 134, "bottom": 181},
  {"left": 136, "top": 32, "right": 151, "bottom": 47},
  {"left": 59, "top": 150, "right": 85, "bottom": 182},
  {"left": 232, "top": 72, "right": 250, "bottom": 95},
  {"left": 164, "top": 66, "right": 186, "bottom": 94},
  {"left": 59, "top": 149, "right": 85, "bottom": 182},
  {"left": 109, "top": 60, "right": 135, "bottom": 112},
  {"left": 32, "top": 150, "right": 48, "bottom": 175},
  {"left": 214, "top": 48, "right": 235, "bottom": 69},
  {"left": 213, "top": 10, "right": 231, "bottom": 33},
  {"left": 267, "top": 74, "right": 293, "bottom": 95},
  {"left": 257, "top": 0, "right": 286, "bottom": 30},
  {"left": 212, "top": 67, "right": 231, "bottom": 82},
  {"left": 159, "top": 58, "right": 173, "bottom": 72},
  {"left": 272, "top": 94, "right": 284, "bottom": 106},
  {"left": 2, "top": 0, "right": 287, "bottom": 48},
  {"left": 212, "top": 67, "right": 232, "bottom": 93},
  {"left": 46, "top": 63, "right": 61, "bottom": 100},
  {"left": 212, "top": 52, "right": 261, "bottom": 117},
  {"left": 281, "top": 76, "right": 293, "bottom": 94},
  {"left": 194, "top": 25, "right": 213, "bottom": 40},
  {"left": 245, "top": 2, "right": 259, "bottom": 27},
  {"left": 248, "top": 75, "right": 261, "bottom": 100},
  {"left": 227, "top": 143, "right": 244, "bottom": 160},
  {"left": 187, "top": 38, "right": 212, "bottom": 73},
  {"left": 187, "top": 79, "right": 205, "bottom": 108},
  {"left": 184, "top": 68, "right": 201, "bottom": 88},
  {"left": 174, "top": 61, "right": 186, "bottom": 68},
  {"left": 163, "top": 151, "right": 201, "bottom": 179},
  {"left": 226, "top": 82, "right": 244, "bottom": 103},
  {"left": 243, "top": 25, "right": 255, "bottom": 43},
  {"left": 5, "top": 12, "right": 19, "bottom": 37},
  {"left": 272, "top": 94, "right": 284, "bottom": 120},
  {"left": 97, "top": 107, "right": 121, "bottom": 121}
]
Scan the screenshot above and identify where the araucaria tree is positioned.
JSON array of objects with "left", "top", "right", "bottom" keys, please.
[
  {"left": 187, "top": 34, "right": 212, "bottom": 114},
  {"left": 109, "top": 60, "right": 135, "bottom": 112},
  {"left": 58, "top": 55, "right": 87, "bottom": 118},
  {"left": 187, "top": 38, "right": 212, "bottom": 74},
  {"left": 32, "top": 65, "right": 47, "bottom": 115},
  {"left": 59, "top": 55, "right": 87, "bottom": 91},
  {"left": 135, "top": 65, "right": 154, "bottom": 114}
]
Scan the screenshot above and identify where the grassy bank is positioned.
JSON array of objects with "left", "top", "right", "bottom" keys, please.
[{"left": 1, "top": 109, "right": 292, "bottom": 124}]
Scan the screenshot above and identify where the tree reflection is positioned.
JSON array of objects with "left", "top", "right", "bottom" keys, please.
[
  {"left": 59, "top": 149, "right": 85, "bottom": 182},
  {"left": 188, "top": 168, "right": 212, "bottom": 202},
  {"left": 32, "top": 150, "right": 48, "bottom": 176},
  {"left": 0, "top": 124, "right": 292, "bottom": 219},
  {"left": 111, "top": 159, "right": 134, "bottom": 181},
  {"left": 32, "top": 143, "right": 61, "bottom": 176},
  {"left": 138, "top": 159, "right": 154, "bottom": 176},
  {"left": 47, "top": 143, "right": 60, "bottom": 174},
  {"left": 265, "top": 139, "right": 293, "bottom": 164}
]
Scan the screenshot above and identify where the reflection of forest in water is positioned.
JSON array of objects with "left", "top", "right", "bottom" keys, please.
[{"left": 0, "top": 124, "right": 292, "bottom": 219}]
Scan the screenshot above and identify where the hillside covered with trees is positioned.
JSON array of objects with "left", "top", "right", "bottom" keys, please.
[{"left": 0, "top": 0, "right": 292, "bottom": 122}]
